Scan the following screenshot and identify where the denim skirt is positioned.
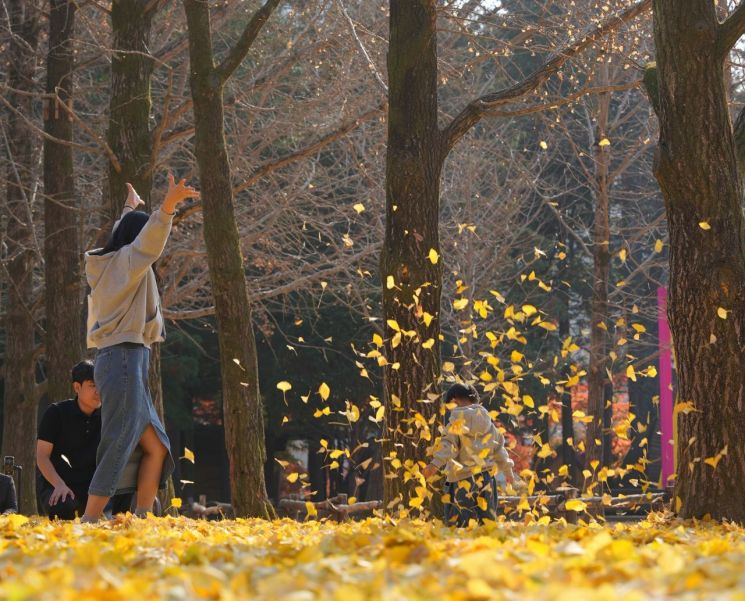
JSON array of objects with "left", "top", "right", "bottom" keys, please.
[{"left": 89, "top": 342, "right": 174, "bottom": 497}]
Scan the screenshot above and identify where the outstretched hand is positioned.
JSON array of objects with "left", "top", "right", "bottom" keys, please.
[
  {"left": 124, "top": 183, "right": 144, "bottom": 211},
  {"left": 163, "top": 173, "right": 200, "bottom": 214}
]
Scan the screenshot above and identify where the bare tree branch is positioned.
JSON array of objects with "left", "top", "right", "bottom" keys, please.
[
  {"left": 718, "top": 1, "right": 745, "bottom": 57},
  {"left": 440, "top": 0, "right": 651, "bottom": 154},
  {"left": 233, "top": 102, "right": 385, "bottom": 195},
  {"left": 214, "top": 0, "right": 283, "bottom": 86}
]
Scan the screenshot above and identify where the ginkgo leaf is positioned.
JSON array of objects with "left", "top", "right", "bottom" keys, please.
[
  {"left": 277, "top": 381, "right": 292, "bottom": 392},
  {"left": 565, "top": 499, "right": 587, "bottom": 512},
  {"left": 699, "top": 221, "right": 711, "bottom": 230},
  {"left": 182, "top": 447, "right": 195, "bottom": 463},
  {"left": 598, "top": 137, "right": 611, "bottom": 146},
  {"left": 386, "top": 275, "right": 395, "bottom": 289},
  {"left": 717, "top": 307, "right": 728, "bottom": 319},
  {"left": 353, "top": 203, "right": 365, "bottom": 213},
  {"left": 453, "top": 298, "right": 469, "bottom": 310},
  {"left": 655, "top": 239, "right": 664, "bottom": 253},
  {"left": 318, "top": 382, "right": 330, "bottom": 401},
  {"left": 539, "top": 140, "right": 548, "bottom": 149},
  {"left": 522, "top": 304, "right": 538, "bottom": 316},
  {"left": 428, "top": 248, "right": 439, "bottom": 264}
]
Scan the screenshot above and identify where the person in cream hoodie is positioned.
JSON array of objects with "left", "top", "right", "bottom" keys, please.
[
  {"left": 81, "top": 175, "right": 199, "bottom": 522},
  {"left": 423, "top": 383, "right": 517, "bottom": 526}
]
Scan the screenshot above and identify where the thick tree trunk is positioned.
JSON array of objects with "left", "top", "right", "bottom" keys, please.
[
  {"left": 184, "top": 0, "right": 275, "bottom": 519},
  {"left": 650, "top": 0, "right": 745, "bottom": 522},
  {"left": 44, "top": 0, "right": 82, "bottom": 402},
  {"left": 3, "top": 0, "right": 40, "bottom": 515},
  {"left": 382, "top": 0, "right": 444, "bottom": 511},
  {"left": 105, "top": 0, "right": 154, "bottom": 219},
  {"left": 585, "top": 59, "right": 612, "bottom": 489}
]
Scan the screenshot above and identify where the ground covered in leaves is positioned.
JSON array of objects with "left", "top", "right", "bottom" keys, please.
[{"left": 0, "top": 513, "right": 743, "bottom": 600}]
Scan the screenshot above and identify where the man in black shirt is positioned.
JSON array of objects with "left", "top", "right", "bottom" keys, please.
[{"left": 36, "top": 361, "right": 131, "bottom": 519}]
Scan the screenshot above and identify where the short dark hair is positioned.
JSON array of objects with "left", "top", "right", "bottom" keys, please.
[
  {"left": 445, "top": 383, "right": 479, "bottom": 404},
  {"left": 71, "top": 361, "right": 94, "bottom": 385}
]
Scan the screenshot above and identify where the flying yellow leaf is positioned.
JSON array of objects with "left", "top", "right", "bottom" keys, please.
[
  {"left": 522, "top": 304, "right": 538, "bottom": 316},
  {"left": 277, "top": 381, "right": 292, "bottom": 392},
  {"left": 453, "top": 298, "right": 469, "bottom": 311},
  {"left": 386, "top": 275, "right": 395, "bottom": 290},
  {"left": 318, "top": 382, "right": 330, "bottom": 401},
  {"left": 699, "top": 221, "right": 711, "bottom": 230},
  {"left": 627, "top": 365, "right": 637, "bottom": 382},
  {"left": 655, "top": 239, "right": 664, "bottom": 253},
  {"left": 182, "top": 447, "right": 195, "bottom": 464},
  {"left": 421, "top": 338, "right": 435, "bottom": 349},
  {"left": 565, "top": 499, "right": 587, "bottom": 512},
  {"left": 387, "top": 319, "right": 400, "bottom": 332},
  {"left": 539, "top": 141, "right": 548, "bottom": 150},
  {"left": 598, "top": 137, "right": 611, "bottom": 147},
  {"left": 717, "top": 307, "right": 728, "bottom": 320},
  {"left": 353, "top": 203, "right": 365, "bottom": 213},
  {"left": 428, "top": 248, "right": 439, "bottom": 264},
  {"left": 170, "top": 497, "right": 182, "bottom": 509}
]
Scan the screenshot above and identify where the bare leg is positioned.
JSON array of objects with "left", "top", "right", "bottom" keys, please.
[
  {"left": 135, "top": 424, "right": 168, "bottom": 514},
  {"left": 82, "top": 494, "right": 110, "bottom": 522}
]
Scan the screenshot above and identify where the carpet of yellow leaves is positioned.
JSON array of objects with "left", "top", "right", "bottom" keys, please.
[{"left": 1, "top": 513, "right": 744, "bottom": 600}]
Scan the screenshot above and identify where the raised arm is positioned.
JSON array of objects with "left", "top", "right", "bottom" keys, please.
[{"left": 125, "top": 174, "right": 199, "bottom": 275}]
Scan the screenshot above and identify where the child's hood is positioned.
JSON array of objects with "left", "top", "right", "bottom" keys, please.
[{"left": 449, "top": 404, "right": 493, "bottom": 436}]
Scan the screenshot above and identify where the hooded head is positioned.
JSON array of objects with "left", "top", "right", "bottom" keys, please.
[{"left": 92, "top": 210, "right": 149, "bottom": 256}]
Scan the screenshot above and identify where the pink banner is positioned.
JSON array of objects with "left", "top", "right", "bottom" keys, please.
[{"left": 657, "top": 287, "right": 674, "bottom": 486}]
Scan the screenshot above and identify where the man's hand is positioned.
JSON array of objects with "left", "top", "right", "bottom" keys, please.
[
  {"left": 48, "top": 483, "right": 74, "bottom": 506},
  {"left": 124, "top": 183, "right": 145, "bottom": 211},
  {"left": 422, "top": 463, "right": 439, "bottom": 480},
  {"left": 162, "top": 173, "right": 200, "bottom": 214}
]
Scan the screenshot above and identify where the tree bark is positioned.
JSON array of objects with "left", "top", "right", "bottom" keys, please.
[
  {"left": 2, "top": 0, "right": 41, "bottom": 514},
  {"left": 44, "top": 0, "right": 82, "bottom": 403},
  {"left": 649, "top": 0, "right": 745, "bottom": 522},
  {"left": 105, "top": 0, "right": 155, "bottom": 219},
  {"left": 382, "top": 0, "right": 444, "bottom": 511},
  {"left": 183, "top": 0, "right": 279, "bottom": 519},
  {"left": 585, "top": 55, "right": 612, "bottom": 489}
]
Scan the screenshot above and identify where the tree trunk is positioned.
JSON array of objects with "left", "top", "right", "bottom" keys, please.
[
  {"left": 2, "top": 0, "right": 41, "bottom": 515},
  {"left": 44, "top": 0, "right": 82, "bottom": 402},
  {"left": 649, "top": 0, "right": 745, "bottom": 522},
  {"left": 585, "top": 56, "right": 612, "bottom": 490},
  {"left": 105, "top": 0, "right": 155, "bottom": 219},
  {"left": 382, "top": 0, "right": 444, "bottom": 511},
  {"left": 184, "top": 0, "right": 276, "bottom": 519}
]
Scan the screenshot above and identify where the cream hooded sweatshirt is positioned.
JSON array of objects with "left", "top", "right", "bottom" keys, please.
[
  {"left": 85, "top": 209, "right": 173, "bottom": 350},
  {"left": 431, "top": 403, "right": 514, "bottom": 483}
]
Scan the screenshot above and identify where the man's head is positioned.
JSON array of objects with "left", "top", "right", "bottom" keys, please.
[
  {"left": 445, "top": 383, "right": 480, "bottom": 406},
  {"left": 71, "top": 361, "right": 99, "bottom": 408}
]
